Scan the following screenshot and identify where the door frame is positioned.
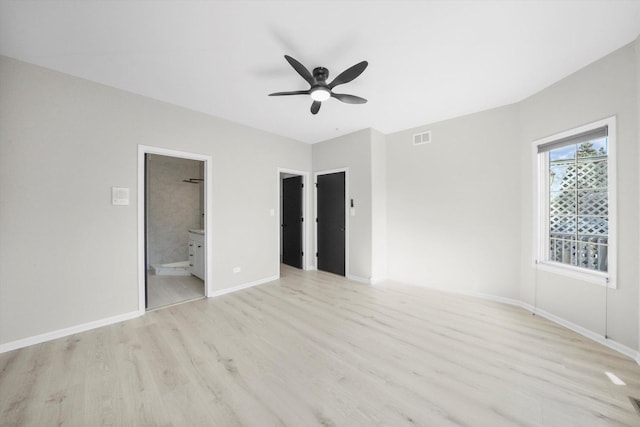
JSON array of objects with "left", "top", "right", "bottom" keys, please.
[
  {"left": 314, "top": 168, "right": 349, "bottom": 276},
  {"left": 137, "top": 145, "right": 213, "bottom": 314},
  {"left": 276, "top": 168, "right": 311, "bottom": 273}
]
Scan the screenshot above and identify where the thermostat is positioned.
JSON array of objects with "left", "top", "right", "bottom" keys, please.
[{"left": 112, "top": 187, "right": 129, "bottom": 205}]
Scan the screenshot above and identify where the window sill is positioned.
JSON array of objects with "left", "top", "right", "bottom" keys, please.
[{"left": 535, "top": 261, "right": 614, "bottom": 288}]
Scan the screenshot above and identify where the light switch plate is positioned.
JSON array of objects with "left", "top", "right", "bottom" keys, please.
[{"left": 112, "top": 187, "right": 129, "bottom": 205}]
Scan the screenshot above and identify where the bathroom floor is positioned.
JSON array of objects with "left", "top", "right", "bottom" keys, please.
[{"left": 146, "top": 272, "right": 204, "bottom": 310}]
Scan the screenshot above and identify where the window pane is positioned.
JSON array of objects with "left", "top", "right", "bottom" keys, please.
[
  {"left": 561, "top": 239, "right": 577, "bottom": 266},
  {"left": 577, "top": 237, "right": 608, "bottom": 272},
  {"left": 549, "top": 236, "right": 563, "bottom": 262},
  {"left": 550, "top": 191, "right": 575, "bottom": 215},
  {"left": 549, "top": 145, "right": 576, "bottom": 161},
  {"left": 550, "top": 215, "right": 576, "bottom": 236},
  {"left": 577, "top": 216, "right": 608, "bottom": 236},
  {"left": 541, "top": 129, "right": 610, "bottom": 274},
  {"left": 549, "top": 236, "right": 577, "bottom": 265},
  {"left": 577, "top": 137, "right": 607, "bottom": 159},
  {"left": 577, "top": 160, "right": 607, "bottom": 189},
  {"left": 578, "top": 189, "right": 608, "bottom": 217},
  {"left": 550, "top": 162, "right": 576, "bottom": 191}
]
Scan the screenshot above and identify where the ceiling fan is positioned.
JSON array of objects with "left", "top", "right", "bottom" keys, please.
[{"left": 269, "top": 55, "right": 368, "bottom": 115}]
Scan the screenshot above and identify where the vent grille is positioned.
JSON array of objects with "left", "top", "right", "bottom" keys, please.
[{"left": 413, "top": 131, "right": 431, "bottom": 145}]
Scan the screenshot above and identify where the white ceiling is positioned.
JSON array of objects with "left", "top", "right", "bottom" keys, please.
[{"left": 1, "top": 1, "right": 640, "bottom": 144}]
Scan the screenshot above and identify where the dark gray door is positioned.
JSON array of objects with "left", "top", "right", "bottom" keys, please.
[
  {"left": 316, "top": 172, "right": 345, "bottom": 276},
  {"left": 282, "top": 176, "right": 303, "bottom": 268}
]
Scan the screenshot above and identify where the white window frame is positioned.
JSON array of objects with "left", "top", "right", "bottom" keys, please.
[{"left": 532, "top": 116, "right": 617, "bottom": 288}]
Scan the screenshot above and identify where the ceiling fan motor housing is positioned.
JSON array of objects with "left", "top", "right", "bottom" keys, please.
[{"left": 313, "top": 67, "right": 329, "bottom": 82}]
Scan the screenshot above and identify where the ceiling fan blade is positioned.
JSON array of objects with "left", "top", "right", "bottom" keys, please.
[
  {"left": 284, "top": 55, "right": 314, "bottom": 86},
  {"left": 310, "top": 101, "right": 321, "bottom": 115},
  {"left": 331, "top": 93, "right": 367, "bottom": 104},
  {"left": 329, "top": 61, "right": 368, "bottom": 89},
  {"left": 269, "top": 90, "right": 310, "bottom": 96}
]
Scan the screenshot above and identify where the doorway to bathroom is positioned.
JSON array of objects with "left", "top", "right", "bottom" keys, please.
[{"left": 138, "top": 146, "right": 212, "bottom": 312}]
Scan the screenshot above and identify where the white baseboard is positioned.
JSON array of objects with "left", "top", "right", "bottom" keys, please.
[
  {"left": 454, "top": 288, "right": 524, "bottom": 308},
  {"left": 5, "top": 276, "right": 637, "bottom": 366},
  {"left": 351, "top": 275, "right": 386, "bottom": 285},
  {"left": 208, "top": 275, "right": 278, "bottom": 298},
  {"left": 410, "top": 284, "right": 640, "bottom": 366},
  {"left": 528, "top": 305, "right": 640, "bottom": 365},
  {"left": 0, "top": 275, "right": 279, "bottom": 354},
  {"left": 0, "top": 310, "right": 141, "bottom": 354},
  {"left": 347, "top": 274, "right": 371, "bottom": 284}
]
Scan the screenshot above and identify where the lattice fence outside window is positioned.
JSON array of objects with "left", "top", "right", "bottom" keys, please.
[{"left": 548, "top": 138, "right": 608, "bottom": 272}]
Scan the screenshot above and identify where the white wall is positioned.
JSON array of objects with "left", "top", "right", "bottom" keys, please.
[
  {"left": 383, "top": 39, "right": 639, "bottom": 353},
  {"left": 386, "top": 105, "right": 522, "bottom": 297},
  {"left": 518, "top": 42, "right": 639, "bottom": 350},
  {"left": 311, "top": 128, "right": 388, "bottom": 283},
  {"left": 0, "top": 56, "right": 311, "bottom": 346},
  {"left": 312, "top": 129, "right": 373, "bottom": 280},
  {"left": 370, "top": 129, "right": 387, "bottom": 281},
  {"left": 637, "top": 36, "right": 640, "bottom": 351}
]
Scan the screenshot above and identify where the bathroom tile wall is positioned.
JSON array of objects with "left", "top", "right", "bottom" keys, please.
[{"left": 147, "top": 154, "right": 203, "bottom": 267}]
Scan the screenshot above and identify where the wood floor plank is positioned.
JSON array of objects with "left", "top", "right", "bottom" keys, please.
[{"left": 1, "top": 265, "right": 640, "bottom": 426}]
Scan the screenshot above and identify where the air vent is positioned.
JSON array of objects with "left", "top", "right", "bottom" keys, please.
[{"left": 413, "top": 131, "right": 431, "bottom": 145}]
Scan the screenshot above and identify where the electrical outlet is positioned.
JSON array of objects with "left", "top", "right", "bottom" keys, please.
[{"left": 233, "top": 267, "right": 241, "bottom": 273}]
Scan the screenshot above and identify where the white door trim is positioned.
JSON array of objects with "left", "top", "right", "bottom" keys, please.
[
  {"left": 137, "top": 145, "right": 213, "bottom": 314},
  {"left": 314, "top": 168, "right": 349, "bottom": 276},
  {"left": 276, "top": 168, "right": 311, "bottom": 274}
]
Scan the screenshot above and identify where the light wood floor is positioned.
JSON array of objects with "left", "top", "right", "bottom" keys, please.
[
  {"left": 2, "top": 266, "right": 640, "bottom": 426},
  {"left": 146, "top": 272, "right": 204, "bottom": 310}
]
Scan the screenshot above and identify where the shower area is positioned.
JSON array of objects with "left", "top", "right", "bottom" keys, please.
[{"left": 145, "top": 153, "right": 205, "bottom": 309}]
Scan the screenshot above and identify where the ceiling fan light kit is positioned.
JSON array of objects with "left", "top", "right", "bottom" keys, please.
[
  {"left": 269, "top": 55, "right": 368, "bottom": 115},
  {"left": 310, "top": 87, "right": 331, "bottom": 102}
]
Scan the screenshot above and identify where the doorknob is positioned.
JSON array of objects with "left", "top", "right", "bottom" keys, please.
[{"left": 340, "top": 226, "right": 345, "bottom": 232}]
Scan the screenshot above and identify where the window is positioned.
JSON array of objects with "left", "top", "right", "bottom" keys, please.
[{"left": 533, "top": 117, "right": 616, "bottom": 287}]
